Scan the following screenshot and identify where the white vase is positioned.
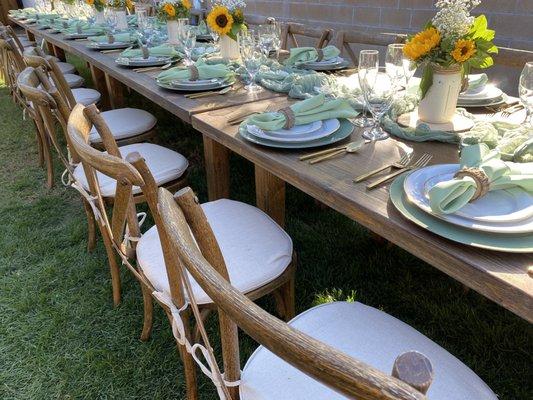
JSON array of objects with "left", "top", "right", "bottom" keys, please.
[
  {"left": 219, "top": 35, "right": 240, "bottom": 60},
  {"left": 167, "top": 20, "right": 179, "bottom": 45},
  {"left": 418, "top": 64, "right": 462, "bottom": 124},
  {"left": 95, "top": 10, "right": 105, "bottom": 25},
  {"left": 111, "top": 8, "right": 128, "bottom": 31}
]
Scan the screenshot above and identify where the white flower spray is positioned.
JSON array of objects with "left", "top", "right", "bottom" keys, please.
[
  {"left": 432, "top": 0, "right": 481, "bottom": 38},
  {"left": 212, "top": 0, "right": 246, "bottom": 12}
]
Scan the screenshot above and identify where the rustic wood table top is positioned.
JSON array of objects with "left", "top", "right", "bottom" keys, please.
[{"left": 11, "top": 18, "right": 533, "bottom": 322}]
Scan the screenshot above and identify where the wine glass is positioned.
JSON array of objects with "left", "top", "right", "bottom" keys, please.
[
  {"left": 104, "top": 9, "right": 118, "bottom": 35},
  {"left": 239, "top": 30, "right": 263, "bottom": 93},
  {"left": 258, "top": 22, "right": 281, "bottom": 57},
  {"left": 354, "top": 50, "right": 379, "bottom": 129},
  {"left": 359, "top": 62, "right": 396, "bottom": 141},
  {"left": 178, "top": 26, "right": 197, "bottom": 66},
  {"left": 385, "top": 43, "right": 405, "bottom": 90},
  {"left": 519, "top": 61, "right": 533, "bottom": 126}
]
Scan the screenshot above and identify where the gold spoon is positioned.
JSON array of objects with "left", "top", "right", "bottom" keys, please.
[{"left": 308, "top": 139, "right": 366, "bottom": 164}]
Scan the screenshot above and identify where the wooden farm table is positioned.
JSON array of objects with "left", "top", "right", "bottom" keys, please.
[
  {"left": 10, "top": 18, "right": 533, "bottom": 323},
  {"left": 192, "top": 96, "right": 533, "bottom": 323}
]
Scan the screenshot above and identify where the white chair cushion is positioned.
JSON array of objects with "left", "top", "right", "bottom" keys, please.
[
  {"left": 72, "top": 88, "right": 101, "bottom": 106},
  {"left": 72, "top": 142, "right": 188, "bottom": 197},
  {"left": 64, "top": 73, "right": 84, "bottom": 88},
  {"left": 240, "top": 301, "right": 497, "bottom": 400},
  {"left": 88, "top": 108, "right": 157, "bottom": 143},
  {"left": 137, "top": 199, "right": 293, "bottom": 305},
  {"left": 57, "top": 61, "right": 76, "bottom": 74}
]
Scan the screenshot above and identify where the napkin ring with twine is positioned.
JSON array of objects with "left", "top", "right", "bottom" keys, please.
[
  {"left": 454, "top": 167, "right": 490, "bottom": 202},
  {"left": 188, "top": 65, "right": 199, "bottom": 81},
  {"left": 141, "top": 45, "right": 150, "bottom": 59},
  {"left": 107, "top": 33, "right": 115, "bottom": 44},
  {"left": 315, "top": 48, "right": 324, "bottom": 62},
  {"left": 278, "top": 107, "right": 295, "bottom": 130}
]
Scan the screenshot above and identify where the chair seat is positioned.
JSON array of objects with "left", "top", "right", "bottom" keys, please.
[
  {"left": 73, "top": 142, "right": 188, "bottom": 197},
  {"left": 88, "top": 108, "right": 157, "bottom": 143},
  {"left": 137, "top": 199, "right": 293, "bottom": 305},
  {"left": 57, "top": 61, "right": 76, "bottom": 74},
  {"left": 240, "top": 302, "right": 497, "bottom": 400},
  {"left": 72, "top": 88, "right": 101, "bottom": 106},
  {"left": 64, "top": 73, "right": 84, "bottom": 88}
]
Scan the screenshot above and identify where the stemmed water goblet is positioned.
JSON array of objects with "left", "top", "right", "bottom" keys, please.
[
  {"left": 104, "top": 9, "right": 118, "bottom": 36},
  {"left": 359, "top": 52, "right": 396, "bottom": 141},
  {"left": 386, "top": 43, "right": 406, "bottom": 90},
  {"left": 519, "top": 61, "right": 533, "bottom": 126},
  {"left": 239, "top": 30, "right": 264, "bottom": 93},
  {"left": 353, "top": 50, "right": 379, "bottom": 128},
  {"left": 178, "top": 25, "right": 197, "bottom": 66}
]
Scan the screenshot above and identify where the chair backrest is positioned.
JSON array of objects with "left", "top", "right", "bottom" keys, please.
[
  {"left": 333, "top": 30, "right": 407, "bottom": 66},
  {"left": 280, "top": 22, "right": 332, "bottom": 50},
  {"left": 0, "top": 35, "right": 28, "bottom": 106},
  {"left": 22, "top": 46, "right": 77, "bottom": 109},
  {"left": 17, "top": 66, "right": 74, "bottom": 168},
  {"left": 152, "top": 184, "right": 434, "bottom": 400},
  {"left": 245, "top": 14, "right": 275, "bottom": 27},
  {"left": 493, "top": 46, "right": 533, "bottom": 68}
]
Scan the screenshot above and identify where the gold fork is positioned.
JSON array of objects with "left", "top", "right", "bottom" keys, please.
[
  {"left": 501, "top": 104, "right": 524, "bottom": 118},
  {"left": 228, "top": 105, "right": 275, "bottom": 125},
  {"left": 366, "top": 153, "right": 433, "bottom": 190},
  {"left": 354, "top": 153, "right": 411, "bottom": 183}
]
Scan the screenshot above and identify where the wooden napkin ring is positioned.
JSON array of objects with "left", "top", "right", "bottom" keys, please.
[
  {"left": 76, "top": 23, "right": 82, "bottom": 34},
  {"left": 107, "top": 33, "right": 115, "bottom": 44},
  {"left": 141, "top": 45, "right": 150, "bottom": 59},
  {"left": 316, "top": 48, "right": 324, "bottom": 62},
  {"left": 62, "top": 21, "right": 68, "bottom": 28},
  {"left": 454, "top": 167, "right": 490, "bottom": 202},
  {"left": 188, "top": 65, "right": 199, "bottom": 81},
  {"left": 278, "top": 107, "right": 295, "bottom": 130}
]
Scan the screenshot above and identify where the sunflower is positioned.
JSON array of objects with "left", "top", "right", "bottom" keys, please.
[
  {"left": 125, "top": 0, "right": 133, "bottom": 10},
  {"left": 207, "top": 5, "right": 233, "bottom": 36},
  {"left": 181, "top": 0, "right": 192, "bottom": 10},
  {"left": 86, "top": 0, "right": 94, "bottom": 5},
  {"left": 163, "top": 3, "right": 176, "bottom": 17},
  {"left": 232, "top": 8, "right": 244, "bottom": 24},
  {"left": 403, "top": 27, "right": 441, "bottom": 61},
  {"left": 451, "top": 39, "right": 476, "bottom": 63}
]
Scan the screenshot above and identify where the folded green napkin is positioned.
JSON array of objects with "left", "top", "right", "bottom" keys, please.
[
  {"left": 285, "top": 45, "right": 341, "bottom": 66},
  {"left": 244, "top": 94, "right": 358, "bottom": 131},
  {"left": 156, "top": 60, "right": 234, "bottom": 84},
  {"left": 428, "top": 143, "right": 533, "bottom": 214},
  {"left": 63, "top": 22, "right": 105, "bottom": 35},
  {"left": 120, "top": 44, "right": 180, "bottom": 58},
  {"left": 466, "top": 74, "right": 488, "bottom": 92},
  {"left": 89, "top": 32, "right": 136, "bottom": 43}
]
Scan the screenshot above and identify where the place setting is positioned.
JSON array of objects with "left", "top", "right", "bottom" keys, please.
[{"left": 285, "top": 45, "right": 350, "bottom": 72}]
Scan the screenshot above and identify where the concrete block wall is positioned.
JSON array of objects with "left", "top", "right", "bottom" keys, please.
[{"left": 245, "top": 0, "right": 533, "bottom": 51}]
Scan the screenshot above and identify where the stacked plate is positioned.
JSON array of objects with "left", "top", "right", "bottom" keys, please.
[
  {"left": 116, "top": 56, "right": 172, "bottom": 67},
  {"left": 390, "top": 164, "right": 533, "bottom": 253},
  {"left": 458, "top": 84, "right": 505, "bottom": 108},
  {"left": 300, "top": 56, "right": 349, "bottom": 71},
  {"left": 241, "top": 118, "right": 355, "bottom": 149},
  {"left": 87, "top": 41, "right": 132, "bottom": 51},
  {"left": 156, "top": 77, "right": 234, "bottom": 92}
]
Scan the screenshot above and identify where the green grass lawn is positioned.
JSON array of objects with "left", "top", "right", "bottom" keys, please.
[{"left": 0, "top": 58, "right": 531, "bottom": 399}]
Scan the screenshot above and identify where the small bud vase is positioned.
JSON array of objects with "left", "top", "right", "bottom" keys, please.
[
  {"left": 110, "top": 7, "right": 128, "bottom": 31},
  {"left": 418, "top": 64, "right": 462, "bottom": 124},
  {"left": 166, "top": 20, "right": 179, "bottom": 45},
  {"left": 219, "top": 35, "right": 240, "bottom": 60}
]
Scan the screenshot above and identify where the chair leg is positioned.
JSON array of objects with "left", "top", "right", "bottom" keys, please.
[
  {"left": 32, "top": 121, "right": 45, "bottom": 167},
  {"left": 100, "top": 227, "right": 122, "bottom": 306},
  {"left": 177, "top": 312, "right": 198, "bottom": 400},
  {"left": 82, "top": 199, "right": 97, "bottom": 252},
  {"left": 41, "top": 133, "right": 54, "bottom": 189},
  {"left": 140, "top": 284, "right": 153, "bottom": 341},
  {"left": 273, "top": 276, "right": 296, "bottom": 321}
]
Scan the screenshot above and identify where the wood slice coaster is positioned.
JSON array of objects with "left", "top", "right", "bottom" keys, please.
[{"left": 397, "top": 110, "right": 474, "bottom": 133}]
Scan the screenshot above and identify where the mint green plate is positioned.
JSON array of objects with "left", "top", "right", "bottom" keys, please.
[
  {"left": 239, "top": 118, "right": 355, "bottom": 149},
  {"left": 390, "top": 174, "right": 533, "bottom": 253}
]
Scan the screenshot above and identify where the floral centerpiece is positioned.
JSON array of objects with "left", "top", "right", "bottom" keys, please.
[
  {"left": 206, "top": 0, "right": 246, "bottom": 59},
  {"left": 157, "top": 0, "right": 192, "bottom": 45},
  {"left": 403, "top": 0, "right": 497, "bottom": 123}
]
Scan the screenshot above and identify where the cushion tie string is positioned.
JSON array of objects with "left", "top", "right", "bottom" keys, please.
[
  {"left": 188, "top": 65, "right": 200, "bottom": 81},
  {"left": 278, "top": 107, "right": 296, "bottom": 130},
  {"left": 454, "top": 167, "right": 490, "bottom": 202}
]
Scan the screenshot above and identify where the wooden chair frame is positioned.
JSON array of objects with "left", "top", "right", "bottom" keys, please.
[
  {"left": 333, "top": 30, "right": 407, "bottom": 66},
  {"left": 280, "top": 22, "right": 332, "bottom": 50},
  {"left": 66, "top": 104, "right": 296, "bottom": 399},
  {"left": 155, "top": 186, "right": 435, "bottom": 400}
]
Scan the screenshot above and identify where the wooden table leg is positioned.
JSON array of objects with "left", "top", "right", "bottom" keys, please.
[
  {"left": 52, "top": 45, "right": 66, "bottom": 61},
  {"left": 104, "top": 73, "right": 124, "bottom": 109},
  {"left": 203, "top": 135, "right": 230, "bottom": 201},
  {"left": 89, "top": 64, "right": 110, "bottom": 110},
  {"left": 25, "top": 29, "right": 35, "bottom": 42},
  {"left": 255, "top": 166, "right": 286, "bottom": 228},
  {"left": 45, "top": 41, "right": 55, "bottom": 56}
]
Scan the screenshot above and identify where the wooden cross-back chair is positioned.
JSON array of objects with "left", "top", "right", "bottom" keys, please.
[
  {"left": 0, "top": 35, "right": 27, "bottom": 106},
  {"left": 280, "top": 22, "right": 332, "bottom": 50},
  {"left": 189, "top": 8, "right": 206, "bottom": 25},
  {"left": 493, "top": 46, "right": 533, "bottom": 68},
  {"left": 333, "top": 30, "right": 407, "bottom": 66},
  {"left": 153, "top": 185, "right": 500, "bottom": 400},
  {"left": 245, "top": 14, "right": 275, "bottom": 27},
  {"left": 66, "top": 104, "right": 297, "bottom": 399}
]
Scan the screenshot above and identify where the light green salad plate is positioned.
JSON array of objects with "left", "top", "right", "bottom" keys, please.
[{"left": 390, "top": 173, "right": 533, "bottom": 253}]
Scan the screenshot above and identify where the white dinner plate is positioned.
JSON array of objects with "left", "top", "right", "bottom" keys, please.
[
  {"left": 459, "top": 85, "right": 502, "bottom": 101},
  {"left": 404, "top": 164, "right": 533, "bottom": 233},
  {"left": 87, "top": 41, "right": 131, "bottom": 50},
  {"left": 262, "top": 121, "right": 323, "bottom": 137},
  {"left": 304, "top": 56, "right": 344, "bottom": 67},
  {"left": 157, "top": 78, "right": 234, "bottom": 92},
  {"left": 115, "top": 56, "right": 172, "bottom": 67},
  {"left": 248, "top": 119, "right": 340, "bottom": 143}
]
